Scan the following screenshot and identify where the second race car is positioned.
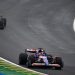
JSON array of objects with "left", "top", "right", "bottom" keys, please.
[{"left": 0, "top": 16, "right": 6, "bottom": 30}]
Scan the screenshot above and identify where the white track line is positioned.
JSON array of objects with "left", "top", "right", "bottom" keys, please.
[{"left": 0, "top": 57, "right": 47, "bottom": 75}]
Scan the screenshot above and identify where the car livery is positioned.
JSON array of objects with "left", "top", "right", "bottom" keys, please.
[{"left": 19, "top": 48, "right": 64, "bottom": 70}]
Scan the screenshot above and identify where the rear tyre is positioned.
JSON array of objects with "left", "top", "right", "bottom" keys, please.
[{"left": 19, "top": 53, "right": 28, "bottom": 65}]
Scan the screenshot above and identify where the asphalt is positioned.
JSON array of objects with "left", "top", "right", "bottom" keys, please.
[{"left": 0, "top": 0, "right": 75, "bottom": 75}]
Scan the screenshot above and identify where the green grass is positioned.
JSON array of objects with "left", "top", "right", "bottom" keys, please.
[{"left": 0, "top": 58, "right": 44, "bottom": 75}]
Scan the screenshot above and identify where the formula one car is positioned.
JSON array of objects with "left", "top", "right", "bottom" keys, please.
[
  {"left": 19, "top": 48, "right": 64, "bottom": 70},
  {"left": 0, "top": 16, "right": 6, "bottom": 30}
]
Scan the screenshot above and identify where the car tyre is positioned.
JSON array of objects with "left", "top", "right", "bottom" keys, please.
[
  {"left": 53, "top": 57, "right": 64, "bottom": 70},
  {"left": 19, "top": 53, "right": 28, "bottom": 65}
]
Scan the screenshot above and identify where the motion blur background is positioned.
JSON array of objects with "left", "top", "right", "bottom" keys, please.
[{"left": 0, "top": 0, "right": 75, "bottom": 75}]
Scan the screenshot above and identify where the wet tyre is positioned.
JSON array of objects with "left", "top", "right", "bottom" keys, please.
[
  {"left": 53, "top": 57, "right": 64, "bottom": 70},
  {"left": 19, "top": 53, "right": 28, "bottom": 65},
  {"left": 2, "top": 18, "right": 6, "bottom": 27},
  {"left": 0, "top": 18, "right": 6, "bottom": 30}
]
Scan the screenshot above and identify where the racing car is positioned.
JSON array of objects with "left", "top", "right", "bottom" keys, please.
[
  {"left": 19, "top": 48, "right": 64, "bottom": 70},
  {"left": 0, "top": 16, "right": 6, "bottom": 30}
]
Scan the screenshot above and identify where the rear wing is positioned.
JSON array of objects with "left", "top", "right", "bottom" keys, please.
[{"left": 25, "top": 49, "right": 36, "bottom": 53}]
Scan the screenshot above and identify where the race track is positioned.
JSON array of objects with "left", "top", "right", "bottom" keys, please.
[{"left": 0, "top": 0, "right": 75, "bottom": 75}]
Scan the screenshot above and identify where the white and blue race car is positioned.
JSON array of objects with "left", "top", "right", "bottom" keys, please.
[{"left": 19, "top": 48, "right": 64, "bottom": 70}]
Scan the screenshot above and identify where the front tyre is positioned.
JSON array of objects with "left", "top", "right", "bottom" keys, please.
[
  {"left": 19, "top": 53, "right": 28, "bottom": 65},
  {"left": 53, "top": 57, "right": 64, "bottom": 70}
]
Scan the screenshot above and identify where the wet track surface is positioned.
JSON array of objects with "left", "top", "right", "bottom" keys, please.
[{"left": 0, "top": 0, "right": 75, "bottom": 75}]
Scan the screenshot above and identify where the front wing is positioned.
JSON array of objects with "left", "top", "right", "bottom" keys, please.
[{"left": 32, "top": 63, "right": 60, "bottom": 67}]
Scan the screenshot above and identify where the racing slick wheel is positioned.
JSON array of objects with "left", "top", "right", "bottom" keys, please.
[
  {"left": 53, "top": 57, "right": 64, "bottom": 70},
  {"left": 0, "top": 16, "right": 6, "bottom": 30},
  {"left": 2, "top": 18, "right": 6, "bottom": 27},
  {"left": 19, "top": 53, "right": 28, "bottom": 65}
]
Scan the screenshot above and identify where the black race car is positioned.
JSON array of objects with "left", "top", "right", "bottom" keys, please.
[
  {"left": 0, "top": 16, "right": 6, "bottom": 30},
  {"left": 19, "top": 48, "right": 64, "bottom": 70}
]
